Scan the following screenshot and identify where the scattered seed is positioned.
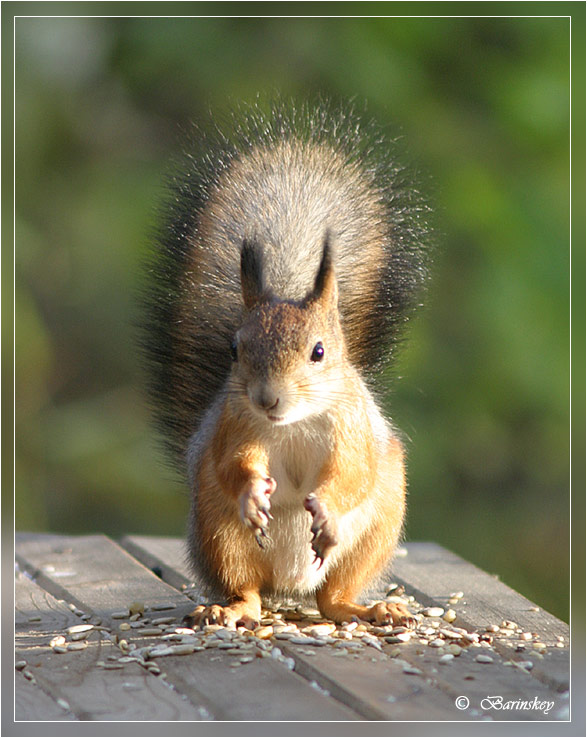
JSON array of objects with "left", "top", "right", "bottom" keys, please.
[
  {"left": 149, "top": 646, "right": 175, "bottom": 657},
  {"left": 423, "top": 607, "right": 444, "bottom": 618},
  {"left": 403, "top": 665, "right": 422, "bottom": 675},
  {"left": 66, "top": 624, "right": 92, "bottom": 635},
  {"left": 442, "top": 609, "right": 457, "bottom": 623},
  {"left": 151, "top": 602, "right": 176, "bottom": 611},
  {"left": 27, "top": 615, "right": 42, "bottom": 622},
  {"left": 136, "top": 628, "right": 163, "bottom": 636},
  {"left": 439, "top": 654, "right": 454, "bottom": 664},
  {"left": 152, "top": 616, "right": 175, "bottom": 626},
  {"left": 501, "top": 620, "right": 517, "bottom": 629},
  {"left": 128, "top": 602, "right": 144, "bottom": 615},
  {"left": 428, "top": 639, "right": 444, "bottom": 648},
  {"left": 304, "top": 623, "right": 336, "bottom": 637},
  {"left": 52, "top": 646, "right": 68, "bottom": 654},
  {"left": 475, "top": 654, "right": 493, "bottom": 664},
  {"left": 56, "top": 698, "right": 70, "bottom": 711},
  {"left": 15, "top": 660, "right": 27, "bottom": 671},
  {"left": 254, "top": 626, "right": 274, "bottom": 640},
  {"left": 485, "top": 624, "right": 499, "bottom": 633},
  {"left": 67, "top": 642, "right": 88, "bottom": 651},
  {"left": 439, "top": 629, "right": 462, "bottom": 640},
  {"left": 103, "top": 662, "right": 124, "bottom": 670},
  {"left": 174, "top": 627, "right": 196, "bottom": 635},
  {"left": 111, "top": 610, "right": 130, "bottom": 619},
  {"left": 385, "top": 632, "right": 411, "bottom": 643}
]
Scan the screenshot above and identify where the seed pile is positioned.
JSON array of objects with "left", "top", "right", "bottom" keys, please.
[{"left": 18, "top": 582, "right": 563, "bottom": 685}]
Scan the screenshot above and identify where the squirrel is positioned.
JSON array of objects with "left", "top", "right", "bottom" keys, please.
[{"left": 141, "top": 100, "right": 429, "bottom": 629}]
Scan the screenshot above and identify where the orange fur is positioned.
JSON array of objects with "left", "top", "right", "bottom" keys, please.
[{"left": 186, "top": 226, "right": 411, "bottom": 627}]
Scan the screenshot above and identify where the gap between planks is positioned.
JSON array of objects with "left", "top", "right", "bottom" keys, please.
[
  {"left": 120, "top": 535, "right": 568, "bottom": 722},
  {"left": 15, "top": 533, "right": 360, "bottom": 722}
]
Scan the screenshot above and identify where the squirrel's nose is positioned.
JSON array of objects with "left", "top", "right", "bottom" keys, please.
[{"left": 253, "top": 387, "right": 280, "bottom": 412}]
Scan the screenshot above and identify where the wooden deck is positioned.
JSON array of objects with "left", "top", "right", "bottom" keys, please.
[{"left": 14, "top": 533, "right": 569, "bottom": 723}]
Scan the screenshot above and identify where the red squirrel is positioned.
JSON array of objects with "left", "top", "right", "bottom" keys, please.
[{"left": 142, "top": 101, "right": 429, "bottom": 629}]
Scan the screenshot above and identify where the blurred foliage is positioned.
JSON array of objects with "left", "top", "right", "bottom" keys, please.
[{"left": 14, "top": 16, "right": 569, "bottom": 619}]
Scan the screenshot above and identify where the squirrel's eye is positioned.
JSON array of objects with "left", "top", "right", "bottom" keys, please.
[
  {"left": 310, "top": 341, "right": 324, "bottom": 362},
  {"left": 230, "top": 340, "right": 238, "bottom": 362}
]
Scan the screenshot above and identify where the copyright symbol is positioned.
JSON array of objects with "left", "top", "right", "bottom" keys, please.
[{"left": 455, "top": 695, "right": 470, "bottom": 710}]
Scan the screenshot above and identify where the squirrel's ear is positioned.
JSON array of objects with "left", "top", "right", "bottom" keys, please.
[
  {"left": 306, "top": 231, "right": 338, "bottom": 310},
  {"left": 241, "top": 239, "right": 270, "bottom": 310}
]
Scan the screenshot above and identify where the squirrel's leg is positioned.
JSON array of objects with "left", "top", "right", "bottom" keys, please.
[
  {"left": 313, "top": 435, "right": 415, "bottom": 626},
  {"left": 186, "top": 438, "right": 273, "bottom": 629},
  {"left": 315, "top": 552, "right": 415, "bottom": 627}
]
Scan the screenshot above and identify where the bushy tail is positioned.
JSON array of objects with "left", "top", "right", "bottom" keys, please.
[{"left": 140, "top": 99, "right": 431, "bottom": 466}]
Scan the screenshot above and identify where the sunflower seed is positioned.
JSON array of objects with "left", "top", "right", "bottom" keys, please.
[
  {"left": 423, "top": 607, "right": 444, "bottom": 618},
  {"left": 111, "top": 610, "right": 130, "bottom": 619}
]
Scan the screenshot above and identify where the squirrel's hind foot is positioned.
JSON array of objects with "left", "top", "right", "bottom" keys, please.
[
  {"left": 316, "top": 593, "right": 416, "bottom": 628},
  {"left": 366, "top": 600, "right": 417, "bottom": 628},
  {"left": 185, "top": 601, "right": 261, "bottom": 631}
]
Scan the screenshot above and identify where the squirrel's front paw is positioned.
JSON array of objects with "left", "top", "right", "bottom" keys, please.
[
  {"left": 304, "top": 494, "right": 338, "bottom": 568},
  {"left": 240, "top": 476, "right": 276, "bottom": 548}
]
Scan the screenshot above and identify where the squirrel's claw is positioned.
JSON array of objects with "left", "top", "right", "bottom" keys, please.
[
  {"left": 255, "top": 528, "right": 270, "bottom": 549},
  {"left": 240, "top": 476, "right": 276, "bottom": 540},
  {"left": 305, "top": 494, "right": 338, "bottom": 566}
]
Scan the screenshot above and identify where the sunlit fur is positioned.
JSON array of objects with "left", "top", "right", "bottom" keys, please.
[
  {"left": 140, "top": 100, "right": 429, "bottom": 466},
  {"left": 186, "top": 236, "right": 411, "bottom": 626},
  {"left": 142, "top": 100, "right": 429, "bottom": 626}
]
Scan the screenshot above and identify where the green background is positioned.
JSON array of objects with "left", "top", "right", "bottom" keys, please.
[{"left": 13, "top": 11, "right": 571, "bottom": 619}]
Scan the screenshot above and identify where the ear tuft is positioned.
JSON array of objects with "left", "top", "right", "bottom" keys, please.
[
  {"left": 307, "top": 230, "right": 338, "bottom": 309},
  {"left": 241, "top": 239, "right": 268, "bottom": 310}
]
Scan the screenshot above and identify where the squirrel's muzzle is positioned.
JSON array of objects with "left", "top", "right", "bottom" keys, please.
[{"left": 251, "top": 385, "right": 280, "bottom": 413}]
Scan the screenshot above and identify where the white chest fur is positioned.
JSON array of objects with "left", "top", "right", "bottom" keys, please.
[
  {"left": 258, "top": 416, "right": 333, "bottom": 593},
  {"left": 265, "top": 418, "right": 331, "bottom": 507}
]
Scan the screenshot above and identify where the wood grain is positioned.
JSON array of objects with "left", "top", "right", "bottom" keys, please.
[
  {"left": 16, "top": 533, "right": 359, "bottom": 721},
  {"left": 122, "top": 535, "right": 568, "bottom": 721},
  {"left": 15, "top": 569, "right": 206, "bottom": 721},
  {"left": 389, "top": 542, "right": 569, "bottom": 692}
]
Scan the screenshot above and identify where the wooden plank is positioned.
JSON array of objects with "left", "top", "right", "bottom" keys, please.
[
  {"left": 121, "top": 535, "right": 568, "bottom": 721},
  {"left": 16, "top": 532, "right": 193, "bottom": 622},
  {"left": 16, "top": 533, "right": 360, "bottom": 721},
  {"left": 15, "top": 568, "right": 206, "bottom": 721},
  {"left": 389, "top": 542, "right": 570, "bottom": 692},
  {"left": 121, "top": 534, "right": 198, "bottom": 593},
  {"left": 119, "top": 537, "right": 467, "bottom": 720},
  {"left": 15, "top": 671, "right": 76, "bottom": 722}
]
